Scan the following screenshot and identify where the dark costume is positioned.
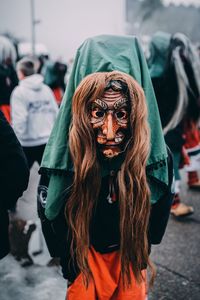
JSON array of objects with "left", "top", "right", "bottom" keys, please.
[
  {"left": 0, "top": 36, "right": 18, "bottom": 122},
  {"left": 148, "top": 32, "right": 200, "bottom": 216},
  {"left": 0, "top": 111, "right": 29, "bottom": 259},
  {"left": 43, "top": 60, "right": 67, "bottom": 106},
  {"left": 38, "top": 35, "right": 174, "bottom": 299}
]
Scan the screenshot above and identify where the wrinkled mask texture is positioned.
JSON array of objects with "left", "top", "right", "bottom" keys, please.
[{"left": 90, "top": 80, "right": 130, "bottom": 158}]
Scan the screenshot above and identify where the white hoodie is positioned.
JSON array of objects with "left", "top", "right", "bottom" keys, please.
[{"left": 11, "top": 74, "right": 58, "bottom": 147}]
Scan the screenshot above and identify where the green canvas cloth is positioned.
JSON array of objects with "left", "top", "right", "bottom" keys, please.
[
  {"left": 148, "top": 31, "right": 171, "bottom": 79},
  {"left": 40, "top": 35, "right": 168, "bottom": 220}
]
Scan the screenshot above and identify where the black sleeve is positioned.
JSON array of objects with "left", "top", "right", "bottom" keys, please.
[
  {"left": 37, "top": 173, "right": 79, "bottom": 282},
  {"left": 148, "top": 147, "right": 174, "bottom": 245},
  {"left": 37, "top": 174, "right": 62, "bottom": 257},
  {"left": 0, "top": 111, "right": 29, "bottom": 209}
]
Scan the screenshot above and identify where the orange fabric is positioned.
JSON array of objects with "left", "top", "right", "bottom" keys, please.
[
  {"left": 188, "top": 171, "right": 199, "bottom": 185},
  {"left": 66, "top": 247, "right": 147, "bottom": 300},
  {"left": 52, "top": 87, "right": 63, "bottom": 106},
  {"left": 0, "top": 105, "right": 11, "bottom": 123},
  {"left": 184, "top": 121, "right": 200, "bottom": 149}
]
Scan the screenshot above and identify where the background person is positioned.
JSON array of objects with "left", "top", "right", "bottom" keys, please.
[
  {"left": 0, "top": 36, "right": 18, "bottom": 123},
  {"left": 42, "top": 60, "right": 68, "bottom": 107},
  {"left": 0, "top": 110, "right": 29, "bottom": 260},
  {"left": 148, "top": 31, "right": 200, "bottom": 217},
  {"left": 10, "top": 57, "right": 58, "bottom": 169}
]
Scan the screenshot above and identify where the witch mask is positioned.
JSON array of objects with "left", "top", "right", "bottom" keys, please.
[{"left": 90, "top": 80, "right": 130, "bottom": 158}]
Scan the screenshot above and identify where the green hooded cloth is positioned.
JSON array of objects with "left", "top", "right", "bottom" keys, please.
[
  {"left": 40, "top": 35, "right": 168, "bottom": 220},
  {"left": 148, "top": 31, "right": 171, "bottom": 79}
]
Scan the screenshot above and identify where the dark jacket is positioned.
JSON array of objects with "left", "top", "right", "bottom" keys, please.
[
  {"left": 0, "top": 64, "right": 18, "bottom": 105},
  {"left": 0, "top": 111, "right": 29, "bottom": 259},
  {"left": 38, "top": 148, "right": 174, "bottom": 282}
]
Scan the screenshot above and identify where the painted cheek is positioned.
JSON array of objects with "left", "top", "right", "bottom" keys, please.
[
  {"left": 97, "top": 136, "right": 106, "bottom": 144},
  {"left": 118, "top": 122, "right": 128, "bottom": 129},
  {"left": 113, "top": 120, "right": 121, "bottom": 132}
]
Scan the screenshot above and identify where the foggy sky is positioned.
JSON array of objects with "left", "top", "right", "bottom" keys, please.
[{"left": 0, "top": 0, "right": 125, "bottom": 63}]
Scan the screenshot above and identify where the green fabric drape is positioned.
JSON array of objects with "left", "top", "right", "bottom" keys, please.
[
  {"left": 40, "top": 35, "right": 168, "bottom": 220},
  {"left": 148, "top": 31, "right": 171, "bottom": 79}
]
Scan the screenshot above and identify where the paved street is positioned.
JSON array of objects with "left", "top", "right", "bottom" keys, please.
[
  {"left": 0, "top": 165, "right": 200, "bottom": 300},
  {"left": 149, "top": 170, "right": 200, "bottom": 300}
]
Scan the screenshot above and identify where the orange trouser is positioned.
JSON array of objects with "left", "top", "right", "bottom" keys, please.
[{"left": 66, "top": 247, "right": 147, "bottom": 300}]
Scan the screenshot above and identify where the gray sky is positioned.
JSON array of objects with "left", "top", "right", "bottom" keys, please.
[
  {"left": 0, "top": 0, "right": 125, "bottom": 63},
  {"left": 1, "top": 0, "right": 199, "bottom": 62}
]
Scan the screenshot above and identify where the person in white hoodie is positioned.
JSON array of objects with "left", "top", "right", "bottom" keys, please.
[{"left": 11, "top": 57, "right": 58, "bottom": 169}]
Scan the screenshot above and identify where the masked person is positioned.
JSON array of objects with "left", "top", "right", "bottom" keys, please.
[
  {"left": 148, "top": 32, "right": 200, "bottom": 217},
  {"left": 37, "top": 35, "right": 174, "bottom": 300}
]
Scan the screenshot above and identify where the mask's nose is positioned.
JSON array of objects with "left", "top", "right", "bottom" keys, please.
[{"left": 102, "top": 113, "right": 115, "bottom": 140}]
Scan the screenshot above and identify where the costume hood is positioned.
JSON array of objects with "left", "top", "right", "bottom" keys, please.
[
  {"left": 148, "top": 31, "right": 200, "bottom": 134},
  {"left": 40, "top": 35, "right": 168, "bottom": 220},
  {"left": 148, "top": 31, "right": 171, "bottom": 79}
]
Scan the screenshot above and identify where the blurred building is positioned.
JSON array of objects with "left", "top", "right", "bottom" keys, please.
[{"left": 126, "top": 0, "right": 200, "bottom": 43}]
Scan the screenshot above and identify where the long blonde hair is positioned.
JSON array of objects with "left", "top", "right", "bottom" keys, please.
[{"left": 65, "top": 71, "right": 155, "bottom": 286}]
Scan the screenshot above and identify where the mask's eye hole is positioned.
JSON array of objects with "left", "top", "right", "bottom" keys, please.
[
  {"left": 96, "top": 111, "right": 105, "bottom": 118},
  {"left": 116, "top": 111, "right": 127, "bottom": 119},
  {"left": 91, "top": 108, "right": 105, "bottom": 119}
]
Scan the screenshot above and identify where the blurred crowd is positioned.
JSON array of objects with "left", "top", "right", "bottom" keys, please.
[
  {"left": 0, "top": 30, "right": 200, "bottom": 272},
  {"left": 0, "top": 35, "right": 68, "bottom": 264}
]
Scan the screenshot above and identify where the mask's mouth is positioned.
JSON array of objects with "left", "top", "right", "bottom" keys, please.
[
  {"left": 102, "top": 148, "right": 119, "bottom": 158},
  {"left": 97, "top": 133, "right": 125, "bottom": 145},
  {"left": 97, "top": 133, "right": 131, "bottom": 159}
]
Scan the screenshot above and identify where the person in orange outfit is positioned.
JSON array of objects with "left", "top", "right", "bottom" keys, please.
[
  {"left": 149, "top": 32, "right": 200, "bottom": 217},
  {"left": 37, "top": 36, "right": 174, "bottom": 299}
]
